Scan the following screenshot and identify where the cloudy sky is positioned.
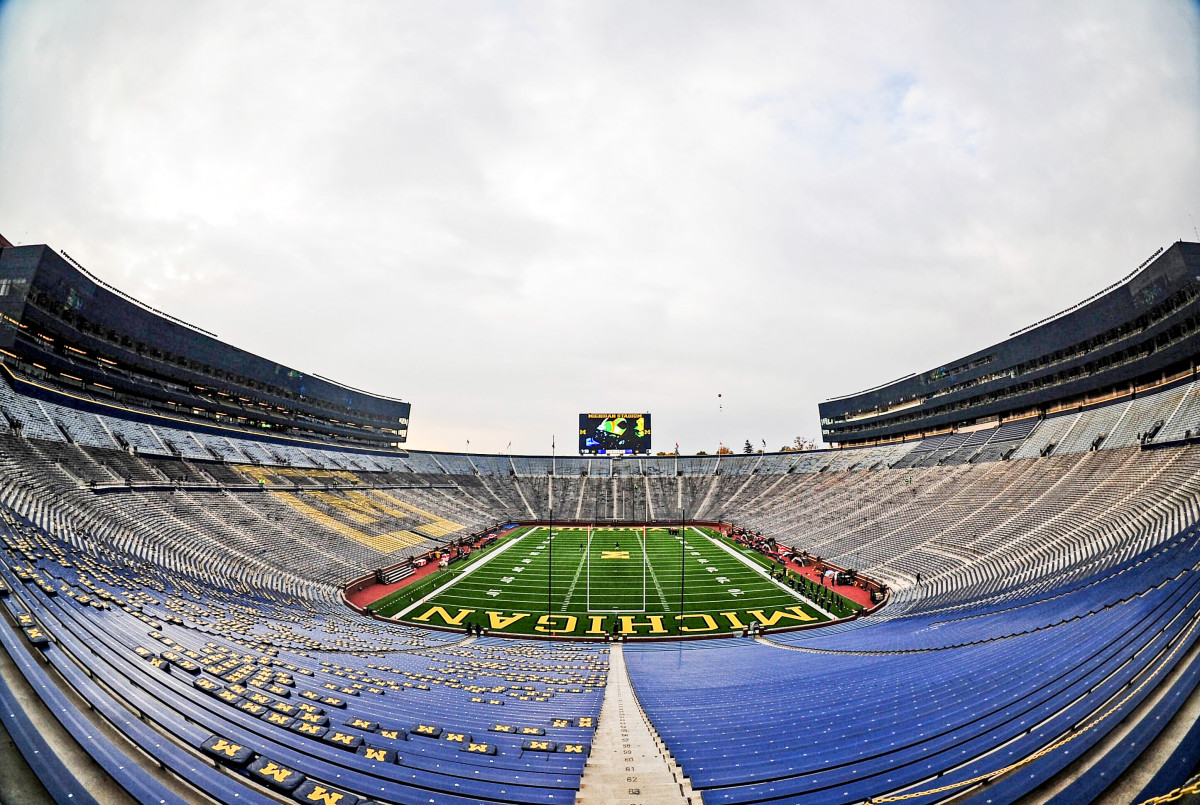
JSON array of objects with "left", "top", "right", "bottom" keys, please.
[{"left": 0, "top": 1, "right": 1198, "bottom": 455}]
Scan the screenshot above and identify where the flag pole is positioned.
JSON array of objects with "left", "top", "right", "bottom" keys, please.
[
  {"left": 679, "top": 505, "right": 686, "bottom": 623},
  {"left": 548, "top": 435, "right": 554, "bottom": 621}
]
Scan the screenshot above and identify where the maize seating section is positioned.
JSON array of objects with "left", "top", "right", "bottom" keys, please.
[{"left": 6, "top": 375, "right": 1200, "bottom": 803}]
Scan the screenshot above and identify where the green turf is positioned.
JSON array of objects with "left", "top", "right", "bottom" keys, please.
[
  {"left": 373, "top": 526, "right": 856, "bottom": 637},
  {"left": 367, "top": 526, "right": 537, "bottom": 614}
]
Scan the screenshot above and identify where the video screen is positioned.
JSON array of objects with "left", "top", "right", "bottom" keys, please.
[{"left": 579, "top": 413, "right": 651, "bottom": 454}]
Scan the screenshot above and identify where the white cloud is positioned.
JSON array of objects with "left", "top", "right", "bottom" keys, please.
[{"left": 0, "top": 0, "right": 1197, "bottom": 454}]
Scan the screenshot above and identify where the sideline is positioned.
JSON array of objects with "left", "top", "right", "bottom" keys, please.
[
  {"left": 387, "top": 527, "right": 540, "bottom": 620},
  {"left": 695, "top": 527, "right": 836, "bottom": 620}
]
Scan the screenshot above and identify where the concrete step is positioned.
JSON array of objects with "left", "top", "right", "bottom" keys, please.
[{"left": 575, "top": 644, "right": 699, "bottom": 805}]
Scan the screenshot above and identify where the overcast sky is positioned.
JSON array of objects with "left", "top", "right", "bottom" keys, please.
[{"left": 0, "top": 1, "right": 1198, "bottom": 455}]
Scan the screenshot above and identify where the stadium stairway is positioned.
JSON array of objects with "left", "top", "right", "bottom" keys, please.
[{"left": 576, "top": 644, "right": 698, "bottom": 805}]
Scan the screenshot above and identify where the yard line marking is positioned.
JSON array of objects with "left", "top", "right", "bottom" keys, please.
[
  {"left": 388, "top": 527, "right": 539, "bottom": 619},
  {"left": 560, "top": 542, "right": 588, "bottom": 612},
  {"left": 641, "top": 529, "right": 670, "bottom": 607},
  {"left": 693, "top": 526, "right": 835, "bottom": 619}
]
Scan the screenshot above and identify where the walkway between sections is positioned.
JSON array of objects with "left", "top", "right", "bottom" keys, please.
[{"left": 576, "top": 644, "right": 700, "bottom": 805}]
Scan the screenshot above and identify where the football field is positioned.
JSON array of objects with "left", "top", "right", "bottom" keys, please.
[{"left": 370, "top": 526, "right": 859, "bottom": 637}]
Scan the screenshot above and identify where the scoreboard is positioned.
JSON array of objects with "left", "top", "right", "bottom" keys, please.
[{"left": 579, "top": 413, "right": 651, "bottom": 455}]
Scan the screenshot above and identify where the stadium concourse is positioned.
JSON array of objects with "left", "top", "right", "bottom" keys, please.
[{"left": 4, "top": 240, "right": 1200, "bottom": 805}]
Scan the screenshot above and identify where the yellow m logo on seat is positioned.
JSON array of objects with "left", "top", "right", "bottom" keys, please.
[
  {"left": 211, "top": 739, "right": 241, "bottom": 757},
  {"left": 303, "top": 786, "right": 343, "bottom": 805},
  {"left": 258, "top": 762, "right": 293, "bottom": 783}
]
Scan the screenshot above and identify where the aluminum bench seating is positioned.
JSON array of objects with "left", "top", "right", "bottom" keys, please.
[
  {"left": 623, "top": 534, "right": 1200, "bottom": 803},
  {"left": 1131, "top": 689, "right": 1200, "bottom": 802},
  {"left": 774, "top": 536, "right": 1200, "bottom": 652},
  {"left": 12, "top": 617, "right": 282, "bottom": 805},
  {"left": 1, "top": 560, "right": 591, "bottom": 805},
  {"left": 883, "top": 598, "right": 1200, "bottom": 805},
  {"left": 643, "top": 612, "right": 1196, "bottom": 802},
  {"left": 1034, "top": 646, "right": 1200, "bottom": 805},
  {"left": 0, "top": 600, "right": 195, "bottom": 805},
  {"left": 0, "top": 655, "right": 105, "bottom": 805}
]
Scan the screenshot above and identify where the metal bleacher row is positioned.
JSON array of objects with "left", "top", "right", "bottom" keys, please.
[
  {"left": 0, "top": 504, "right": 605, "bottom": 805},
  {"left": 5, "top": 374, "right": 1200, "bottom": 802},
  {"left": 626, "top": 527, "right": 1200, "bottom": 804}
]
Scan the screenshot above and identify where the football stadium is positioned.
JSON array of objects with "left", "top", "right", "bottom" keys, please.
[{"left": 4, "top": 229, "right": 1200, "bottom": 805}]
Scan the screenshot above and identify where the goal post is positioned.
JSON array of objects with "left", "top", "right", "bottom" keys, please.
[{"left": 585, "top": 524, "right": 648, "bottom": 613}]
